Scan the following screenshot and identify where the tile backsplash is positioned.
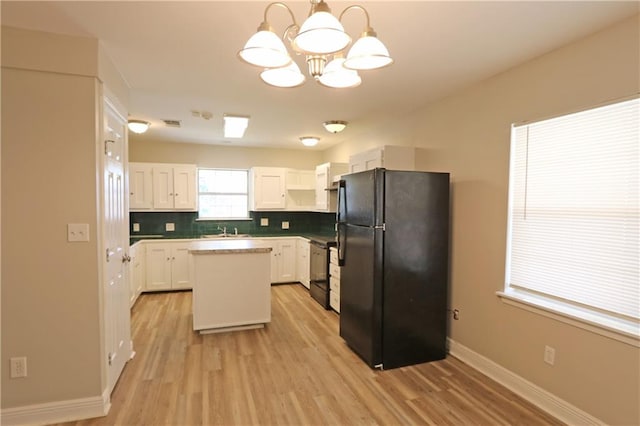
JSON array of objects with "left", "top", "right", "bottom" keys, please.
[{"left": 129, "top": 211, "right": 336, "bottom": 238}]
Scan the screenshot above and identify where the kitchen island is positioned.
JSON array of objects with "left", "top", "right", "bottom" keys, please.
[{"left": 189, "top": 239, "right": 272, "bottom": 334}]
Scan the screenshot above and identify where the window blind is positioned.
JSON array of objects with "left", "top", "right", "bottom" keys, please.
[{"left": 506, "top": 98, "right": 639, "bottom": 322}]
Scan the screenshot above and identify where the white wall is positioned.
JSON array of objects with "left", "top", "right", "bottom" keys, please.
[{"left": 324, "top": 14, "right": 640, "bottom": 425}]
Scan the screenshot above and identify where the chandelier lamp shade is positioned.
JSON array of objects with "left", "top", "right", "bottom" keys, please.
[{"left": 238, "top": 0, "right": 393, "bottom": 89}]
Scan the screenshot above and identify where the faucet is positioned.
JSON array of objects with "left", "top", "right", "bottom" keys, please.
[
  {"left": 216, "top": 225, "right": 227, "bottom": 236},
  {"left": 234, "top": 227, "right": 238, "bottom": 236}
]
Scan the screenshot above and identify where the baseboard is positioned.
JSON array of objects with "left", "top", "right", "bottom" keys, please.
[
  {"left": 0, "top": 388, "right": 110, "bottom": 426},
  {"left": 447, "top": 338, "right": 604, "bottom": 426}
]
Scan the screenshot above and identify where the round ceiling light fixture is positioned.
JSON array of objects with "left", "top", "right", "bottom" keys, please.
[
  {"left": 323, "top": 120, "right": 347, "bottom": 133},
  {"left": 127, "top": 120, "right": 150, "bottom": 134},
  {"left": 300, "top": 136, "right": 320, "bottom": 147}
]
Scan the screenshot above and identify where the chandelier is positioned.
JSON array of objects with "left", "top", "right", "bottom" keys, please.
[{"left": 238, "top": 0, "right": 393, "bottom": 89}]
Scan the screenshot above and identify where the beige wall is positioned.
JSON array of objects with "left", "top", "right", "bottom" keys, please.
[
  {"left": 1, "top": 27, "right": 111, "bottom": 410},
  {"left": 325, "top": 14, "right": 640, "bottom": 425},
  {"left": 130, "top": 137, "right": 324, "bottom": 169}
]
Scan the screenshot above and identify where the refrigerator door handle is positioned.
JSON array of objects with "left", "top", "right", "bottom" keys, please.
[
  {"left": 337, "top": 179, "right": 346, "bottom": 266},
  {"left": 337, "top": 223, "right": 346, "bottom": 266},
  {"left": 337, "top": 179, "right": 346, "bottom": 223}
]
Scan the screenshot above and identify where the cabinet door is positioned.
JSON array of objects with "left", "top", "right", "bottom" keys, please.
[
  {"left": 129, "top": 163, "right": 153, "bottom": 209},
  {"left": 315, "top": 164, "right": 329, "bottom": 210},
  {"left": 254, "top": 168, "right": 286, "bottom": 209},
  {"left": 173, "top": 166, "right": 197, "bottom": 210},
  {"left": 171, "top": 243, "right": 192, "bottom": 289},
  {"left": 146, "top": 243, "right": 172, "bottom": 290},
  {"left": 296, "top": 239, "right": 310, "bottom": 288},
  {"left": 152, "top": 166, "right": 174, "bottom": 210},
  {"left": 277, "top": 239, "right": 297, "bottom": 282}
]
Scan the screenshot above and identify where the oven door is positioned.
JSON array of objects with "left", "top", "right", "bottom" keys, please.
[{"left": 309, "top": 241, "right": 330, "bottom": 309}]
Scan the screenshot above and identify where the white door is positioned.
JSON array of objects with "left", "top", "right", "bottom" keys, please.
[{"left": 103, "top": 99, "right": 132, "bottom": 394}]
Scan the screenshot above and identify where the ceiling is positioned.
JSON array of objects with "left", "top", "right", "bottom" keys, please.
[{"left": 2, "top": 1, "right": 638, "bottom": 150}]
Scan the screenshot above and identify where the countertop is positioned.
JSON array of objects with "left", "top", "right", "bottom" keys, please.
[
  {"left": 189, "top": 239, "right": 273, "bottom": 255},
  {"left": 131, "top": 232, "right": 336, "bottom": 247}
]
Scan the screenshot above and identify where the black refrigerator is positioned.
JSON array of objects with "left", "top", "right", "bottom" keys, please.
[{"left": 336, "top": 168, "right": 450, "bottom": 370}]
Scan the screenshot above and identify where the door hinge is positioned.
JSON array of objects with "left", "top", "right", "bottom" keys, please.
[
  {"left": 106, "top": 248, "right": 111, "bottom": 262},
  {"left": 108, "top": 352, "right": 114, "bottom": 366},
  {"left": 104, "top": 139, "right": 115, "bottom": 155}
]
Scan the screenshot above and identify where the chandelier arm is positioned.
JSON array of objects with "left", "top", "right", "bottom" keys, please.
[
  {"left": 338, "top": 5, "right": 374, "bottom": 35},
  {"left": 264, "top": 2, "right": 298, "bottom": 27}
]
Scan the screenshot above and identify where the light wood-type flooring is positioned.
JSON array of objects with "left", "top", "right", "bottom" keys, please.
[{"left": 56, "top": 284, "right": 563, "bottom": 426}]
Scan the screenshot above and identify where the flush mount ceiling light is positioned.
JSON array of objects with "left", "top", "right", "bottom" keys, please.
[
  {"left": 224, "top": 115, "right": 250, "bottom": 138},
  {"left": 127, "top": 120, "right": 150, "bottom": 134},
  {"left": 300, "top": 136, "right": 320, "bottom": 147},
  {"left": 323, "top": 120, "right": 347, "bottom": 133},
  {"left": 238, "top": 0, "right": 393, "bottom": 89}
]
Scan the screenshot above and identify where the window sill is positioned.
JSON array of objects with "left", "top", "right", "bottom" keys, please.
[{"left": 497, "top": 289, "right": 639, "bottom": 348}]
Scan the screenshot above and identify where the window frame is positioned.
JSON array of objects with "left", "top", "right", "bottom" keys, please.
[
  {"left": 498, "top": 97, "right": 640, "bottom": 347},
  {"left": 196, "top": 168, "right": 251, "bottom": 221}
]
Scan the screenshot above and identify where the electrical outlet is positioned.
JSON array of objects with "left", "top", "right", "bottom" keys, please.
[
  {"left": 133, "top": 223, "right": 140, "bottom": 232},
  {"left": 260, "top": 218, "right": 269, "bottom": 227},
  {"left": 10, "top": 357, "right": 27, "bottom": 378},
  {"left": 165, "top": 223, "right": 175, "bottom": 232},
  {"left": 281, "top": 221, "right": 289, "bottom": 230},
  {"left": 544, "top": 345, "right": 556, "bottom": 365}
]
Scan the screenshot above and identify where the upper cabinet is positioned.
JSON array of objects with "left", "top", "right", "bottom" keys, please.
[
  {"left": 348, "top": 145, "right": 416, "bottom": 174},
  {"left": 315, "top": 162, "right": 349, "bottom": 212},
  {"left": 250, "top": 167, "right": 287, "bottom": 210},
  {"left": 129, "top": 163, "right": 153, "bottom": 210},
  {"left": 129, "top": 162, "right": 197, "bottom": 212},
  {"left": 251, "top": 167, "right": 319, "bottom": 211}
]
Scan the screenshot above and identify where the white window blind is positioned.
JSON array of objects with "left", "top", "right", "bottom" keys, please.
[{"left": 506, "top": 98, "right": 639, "bottom": 326}]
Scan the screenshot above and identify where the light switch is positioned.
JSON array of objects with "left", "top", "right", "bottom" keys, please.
[
  {"left": 281, "top": 221, "right": 289, "bottom": 230},
  {"left": 132, "top": 223, "right": 140, "bottom": 232},
  {"left": 260, "top": 218, "right": 269, "bottom": 227},
  {"left": 68, "top": 223, "right": 90, "bottom": 242},
  {"left": 166, "top": 223, "right": 175, "bottom": 232}
]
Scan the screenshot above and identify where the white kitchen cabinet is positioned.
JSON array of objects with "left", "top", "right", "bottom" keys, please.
[
  {"left": 315, "top": 162, "right": 348, "bottom": 212},
  {"left": 348, "top": 145, "right": 415, "bottom": 174},
  {"left": 129, "top": 162, "right": 197, "bottom": 211},
  {"left": 251, "top": 238, "right": 297, "bottom": 283},
  {"left": 152, "top": 165, "right": 197, "bottom": 210},
  {"left": 129, "top": 243, "right": 145, "bottom": 307},
  {"left": 329, "top": 247, "right": 341, "bottom": 313},
  {"left": 145, "top": 241, "right": 192, "bottom": 290},
  {"left": 285, "top": 169, "right": 315, "bottom": 211},
  {"left": 296, "top": 238, "right": 310, "bottom": 289},
  {"left": 250, "top": 167, "right": 286, "bottom": 210},
  {"left": 129, "top": 163, "right": 153, "bottom": 210}
]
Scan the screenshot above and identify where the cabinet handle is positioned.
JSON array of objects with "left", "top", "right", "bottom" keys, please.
[
  {"left": 172, "top": 257, "right": 176, "bottom": 260},
  {"left": 175, "top": 193, "right": 179, "bottom": 196},
  {"left": 167, "top": 257, "right": 171, "bottom": 261}
]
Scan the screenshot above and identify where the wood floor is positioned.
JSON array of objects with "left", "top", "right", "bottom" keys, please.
[{"left": 56, "top": 284, "right": 562, "bottom": 426}]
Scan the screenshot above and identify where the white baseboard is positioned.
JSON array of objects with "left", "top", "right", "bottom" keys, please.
[
  {"left": 447, "top": 338, "right": 604, "bottom": 426},
  {"left": 0, "top": 388, "right": 110, "bottom": 426}
]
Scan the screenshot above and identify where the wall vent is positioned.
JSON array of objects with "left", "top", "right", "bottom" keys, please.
[{"left": 163, "top": 119, "right": 182, "bottom": 127}]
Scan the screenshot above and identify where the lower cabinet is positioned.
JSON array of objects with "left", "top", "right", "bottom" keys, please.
[
  {"left": 297, "top": 238, "right": 310, "bottom": 289},
  {"left": 129, "top": 243, "right": 145, "bottom": 306},
  {"left": 145, "top": 241, "right": 192, "bottom": 290},
  {"left": 252, "top": 238, "right": 298, "bottom": 283},
  {"left": 329, "top": 247, "right": 340, "bottom": 313}
]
